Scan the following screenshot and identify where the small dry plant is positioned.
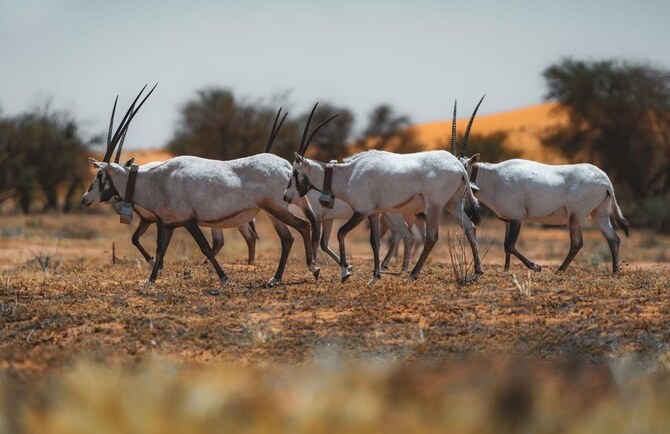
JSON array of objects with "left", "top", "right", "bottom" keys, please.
[
  {"left": 444, "top": 225, "right": 493, "bottom": 286},
  {"left": 511, "top": 270, "right": 533, "bottom": 296}
]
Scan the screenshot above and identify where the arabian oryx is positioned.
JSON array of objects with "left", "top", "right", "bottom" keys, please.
[
  {"left": 82, "top": 86, "right": 320, "bottom": 287},
  {"left": 109, "top": 163, "right": 259, "bottom": 267},
  {"left": 455, "top": 98, "right": 630, "bottom": 273},
  {"left": 82, "top": 87, "right": 258, "bottom": 267},
  {"left": 283, "top": 103, "right": 483, "bottom": 284}
]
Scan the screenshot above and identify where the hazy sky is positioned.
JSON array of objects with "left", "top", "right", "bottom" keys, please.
[{"left": 2, "top": 0, "right": 669, "bottom": 149}]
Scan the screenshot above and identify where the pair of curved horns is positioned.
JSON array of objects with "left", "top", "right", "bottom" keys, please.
[
  {"left": 297, "top": 102, "right": 340, "bottom": 156},
  {"left": 103, "top": 83, "right": 158, "bottom": 163},
  {"left": 265, "top": 107, "right": 288, "bottom": 153},
  {"left": 451, "top": 94, "right": 485, "bottom": 157}
]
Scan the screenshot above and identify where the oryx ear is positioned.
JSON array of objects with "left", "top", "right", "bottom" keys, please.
[
  {"left": 469, "top": 153, "right": 480, "bottom": 164},
  {"left": 294, "top": 153, "right": 307, "bottom": 165},
  {"left": 124, "top": 157, "right": 135, "bottom": 167},
  {"left": 89, "top": 157, "right": 103, "bottom": 168}
]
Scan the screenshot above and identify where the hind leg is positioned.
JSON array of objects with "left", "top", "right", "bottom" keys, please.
[
  {"left": 409, "top": 206, "right": 440, "bottom": 279},
  {"left": 237, "top": 223, "right": 257, "bottom": 265},
  {"left": 368, "top": 213, "right": 382, "bottom": 284},
  {"left": 265, "top": 215, "right": 294, "bottom": 286},
  {"left": 557, "top": 213, "right": 584, "bottom": 272},
  {"left": 185, "top": 221, "right": 229, "bottom": 288},
  {"left": 506, "top": 220, "right": 541, "bottom": 272},
  {"left": 503, "top": 222, "right": 512, "bottom": 271},
  {"left": 592, "top": 206, "right": 621, "bottom": 273}
]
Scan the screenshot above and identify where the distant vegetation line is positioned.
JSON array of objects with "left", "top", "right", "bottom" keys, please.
[{"left": 1, "top": 57, "right": 669, "bottom": 232}]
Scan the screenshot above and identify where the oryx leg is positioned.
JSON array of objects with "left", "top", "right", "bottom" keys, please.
[
  {"left": 382, "top": 213, "right": 414, "bottom": 272},
  {"left": 320, "top": 219, "right": 343, "bottom": 265},
  {"left": 211, "top": 228, "right": 225, "bottom": 256},
  {"left": 337, "top": 212, "right": 366, "bottom": 283},
  {"left": 132, "top": 219, "right": 154, "bottom": 266},
  {"left": 505, "top": 220, "right": 541, "bottom": 272},
  {"left": 238, "top": 222, "right": 258, "bottom": 264},
  {"left": 301, "top": 201, "right": 320, "bottom": 265},
  {"left": 592, "top": 203, "right": 621, "bottom": 273},
  {"left": 503, "top": 222, "right": 512, "bottom": 271},
  {"left": 557, "top": 213, "right": 584, "bottom": 273},
  {"left": 266, "top": 215, "right": 294, "bottom": 287},
  {"left": 184, "top": 220, "right": 229, "bottom": 287},
  {"left": 409, "top": 206, "right": 440, "bottom": 279},
  {"left": 311, "top": 216, "right": 322, "bottom": 263},
  {"left": 261, "top": 203, "right": 320, "bottom": 281},
  {"left": 368, "top": 213, "right": 382, "bottom": 285},
  {"left": 381, "top": 213, "right": 400, "bottom": 270},
  {"left": 381, "top": 232, "right": 400, "bottom": 271},
  {"left": 445, "top": 198, "right": 483, "bottom": 278},
  {"left": 148, "top": 223, "right": 175, "bottom": 283},
  {"left": 202, "top": 228, "right": 223, "bottom": 266}
]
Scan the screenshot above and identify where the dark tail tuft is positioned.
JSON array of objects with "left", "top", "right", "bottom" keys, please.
[
  {"left": 464, "top": 177, "right": 481, "bottom": 225},
  {"left": 608, "top": 190, "right": 630, "bottom": 237}
]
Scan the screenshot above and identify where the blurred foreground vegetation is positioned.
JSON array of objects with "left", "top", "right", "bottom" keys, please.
[{"left": 3, "top": 354, "right": 670, "bottom": 434}]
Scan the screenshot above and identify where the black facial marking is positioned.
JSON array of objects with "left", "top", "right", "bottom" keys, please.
[{"left": 292, "top": 170, "right": 312, "bottom": 197}]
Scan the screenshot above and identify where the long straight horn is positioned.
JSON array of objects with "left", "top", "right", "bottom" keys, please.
[
  {"left": 104, "top": 96, "right": 119, "bottom": 162},
  {"left": 451, "top": 99, "right": 457, "bottom": 155},
  {"left": 461, "top": 94, "right": 485, "bottom": 156},
  {"left": 265, "top": 107, "right": 288, "bottom": 153},
  {"left": 304, "top": 114, "right": 339, "bottom": 152},
  {"left": 298, "top": 102, "right": 319, "bottom": 156},
  {"left": 113, "top": 83, "right": 158, "bottom": 163}
]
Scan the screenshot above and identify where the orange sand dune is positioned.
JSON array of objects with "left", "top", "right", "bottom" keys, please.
[
  {"left": 90, "top": 148, "right": 174, "bottom": 166},
  {"left": 411, "top": 102, "right": 568, "bottom": 163}
]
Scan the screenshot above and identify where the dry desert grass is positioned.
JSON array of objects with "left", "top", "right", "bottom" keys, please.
[{"left": 1, "top": 212, "right": 669, "bottom": 433}]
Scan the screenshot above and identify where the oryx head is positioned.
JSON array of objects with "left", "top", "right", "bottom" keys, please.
[
  {"left": 81, "top": 84, "right": 157, "bottom": 207},
  {"left": 453, "top": 95, "right": 485, "bottom": 176},
  {"left": 82, "top": 157, "right": 135, "bottom": 206},
  {"left": 283, "top": 103, "right": 338, "bottom": 203}
]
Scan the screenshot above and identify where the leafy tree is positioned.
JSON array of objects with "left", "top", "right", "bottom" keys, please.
[
  {"left": 355, "top": 104, "right": 424, "bottom": 154},
  {"left": 0, "top": 105, "right": 89, "bottom": 213},
  {"left": 167, "top": 88, "right": 300, "bottom": 161},
  {"left": 541, "top": 58, "right": 670, "bottom": 199}
]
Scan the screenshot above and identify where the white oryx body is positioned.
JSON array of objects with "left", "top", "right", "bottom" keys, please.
[
  {"left": 82, "top": 89, "right": 313, "bottom": 288},
  {"left": 463, "top": 157, "right": 629, "bottom": 272},
  {"left": 285, "top": 149, "right": 482, "bottom": 283},
  {"left": 290, "top": 189, "right": 422, "bottom": 271},
  {"left": 84, "top": 153, "right": 319, "bottom": 287}
]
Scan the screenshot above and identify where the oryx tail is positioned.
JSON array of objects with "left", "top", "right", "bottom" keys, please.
[{"left": 608, "top": 189, "right": 630, "bottom": 237}]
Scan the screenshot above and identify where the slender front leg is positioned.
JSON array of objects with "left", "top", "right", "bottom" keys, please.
[
  {"left": 132, "top": 219, "right": 154, "bottom": 265},
  {"left": 337, "top": 212, "right": 366, "bottom": 283},
  {"left": 557, "top": 213, "right": 584, "bottom": 273},
  {"left": 148, "top": 223, "right": 174, "bottom": 283},
  {"left": 184, "top": 220, "right": 229, "bottom": 288},
  {"left": 368, "top": 213, "right": 382, "bottom": 285}
]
